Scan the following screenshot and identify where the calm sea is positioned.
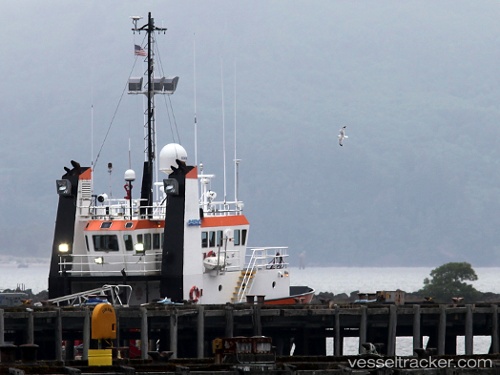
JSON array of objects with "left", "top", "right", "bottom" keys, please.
[
  {"left": 7, "top": 264, "right": 498, "bottom": 295},
  {"left": 289, "top": 266, "right": 499, "bottom": 356},
  {"left": 288, "top": 266, "right": 500, "bottom": 295},
  {"left": 2, "top": 264, "right": 498, "bottom": 356},
  {"left": 0, "top": 263, "right": 49, "bottom": 293}
]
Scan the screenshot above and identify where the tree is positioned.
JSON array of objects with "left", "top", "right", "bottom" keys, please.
[{"left": 419, "top": 262, "right": 480, "bottom": 303}]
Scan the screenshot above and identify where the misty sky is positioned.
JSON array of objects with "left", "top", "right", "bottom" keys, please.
[{"left": 2, "top": 1, "right": 500, "bottom": 268}]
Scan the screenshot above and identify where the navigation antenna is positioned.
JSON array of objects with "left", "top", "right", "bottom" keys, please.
[
  {"left": 221, "top": 60, "right": 227, "bottom": 204},
  {"left": 129, "top": 13, "right": 177, "bottom": 217},
  {"left": 233, "top": 60, "right": 240, "bottom": 206},
  {"left": 193, "top": 35, "right": 198, "bottom": 167}
]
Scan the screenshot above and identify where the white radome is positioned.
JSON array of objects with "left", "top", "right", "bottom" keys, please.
[
  {"left": 159, "top": 143, "right": 188, "bottom": 174},
  {"left": 124, "top": 169, "right": 136, "bottom": 181}
]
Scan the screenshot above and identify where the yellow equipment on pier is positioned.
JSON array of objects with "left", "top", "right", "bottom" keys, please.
[{"left": 88, "top": 303, "right": 116, "bottom": 366}]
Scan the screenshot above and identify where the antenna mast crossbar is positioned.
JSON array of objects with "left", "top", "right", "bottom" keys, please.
[{"left": 131, "top": 12, "right": 167, "bottom": 213}]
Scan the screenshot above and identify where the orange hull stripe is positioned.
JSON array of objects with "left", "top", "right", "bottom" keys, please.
[
  {"left": 264, "top": 292, "right": 315, "bottom": 305},
  {"left": 201, "top": 216, "right": 249, "bottom": 227},
  {"left": 85, "top": 220, "right": 164, "bottom": 231}
]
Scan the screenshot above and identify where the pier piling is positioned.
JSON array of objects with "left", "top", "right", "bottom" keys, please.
[
  {"left": 196, "top": 305, "right": 204, "bottom": 358},
  {"left": 492, "top": 304, "right": 499, "bottom": 353},
  {"left": 412, "top": 304, "right": 421, "bottom": 354},
  {"left": 0, "top": 309, "right": 4, "bottom": 346},
  {"left": 0, "top": 302, "right": 497, "bottom": 362},
  {"left": 465, "top": 304, "right": 473, "bottom": 355}
]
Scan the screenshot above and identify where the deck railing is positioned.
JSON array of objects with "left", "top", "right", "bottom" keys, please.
[
  {"left": 79, "top": 198, "right": 246, "bottom": 221},
  {"left": 234, "top": 247, "right": 289, "bottom": 302},
  {"left": 58, "top": 246, "right": 287, "bottom": 278},
  {"left": 58, "top": 252, "right": 162, "bottom": 276},
  {"left": 245, "top": 247, "right": 289, "bottom": 270}
]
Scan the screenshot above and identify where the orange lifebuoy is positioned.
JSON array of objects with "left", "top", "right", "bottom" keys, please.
[{"left": 189, "top": 286, "right": 201, "bottom": 303}]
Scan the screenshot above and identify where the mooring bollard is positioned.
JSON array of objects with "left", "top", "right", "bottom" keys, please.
[
  {"left": 20, "top": 344, "right": 39, "bottom": 363},
  {"left": 0, "top": 344, "right": 17, "bottom": 363}
]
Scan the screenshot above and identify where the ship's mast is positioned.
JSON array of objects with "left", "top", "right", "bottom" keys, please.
[{"left": 132, "top": 13, "right": 166, "bottom": 216}]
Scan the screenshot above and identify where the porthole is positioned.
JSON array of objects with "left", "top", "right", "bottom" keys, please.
[
  {"left": 125, "top": 222, "right": 133, "bottom": 228},
  {"left": 218, "top": 285, "right": 223, "bottom": 291},
  {"left": 272, "top": 281, "right": 276, "bottom": 288},
  {"left": 100, "top": 222, "right": 112, "bottom": 229}
]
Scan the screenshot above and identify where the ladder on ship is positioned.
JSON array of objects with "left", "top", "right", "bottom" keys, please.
[
  {"left": 232, "top": 269, "right": 256, "bottom": 303},
  {"left": 232, "top": 249, "right": 261, "bottom": 303},
  {"left": 47, "top": 284, "right": 132, "bottom": 307}
]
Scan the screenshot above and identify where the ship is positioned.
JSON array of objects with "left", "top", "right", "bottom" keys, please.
[{"left": 48, "top": 13, "right": 314, "bottom": 306}]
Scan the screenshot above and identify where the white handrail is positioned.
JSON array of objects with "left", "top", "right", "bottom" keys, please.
[
  {"left": 59, "top": 252, "right": 162, "bottom": 276},
  {"left": 235, "top": 252, "right": 258, "bottom": 303},
  {"left": 234, "top": 247, "right": 289, "bottom": 303}
]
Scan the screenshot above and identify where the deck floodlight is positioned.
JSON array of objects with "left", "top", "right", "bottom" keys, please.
[
  {"left": 153, "top": 77, "right": 165, "bottom": 91},
  {"left": 56, "top": 179, "right": 72, "bottom": 196},
  {"left": 224, "top": 228, "right": 234, "bottom": 239},
  {"left": 97, "top": 193, "right": 108, "bottom": 203},
  {"left": 135, "top": 243, "right": 144, "bottom": 253},
  {"left": 94, "top": 256, "right": 104, "bottom": 265},
  {"left": 163, "top": 178, "right": 179, "bottom": 195},
  {"left": 162, "top": 76, "right": 179, "bottom": 94},
  {"left": 128, "top": 77, "right": 143, "bottom": 92},
  {"left": 58, "top": 243, "right": 70, "bottom": 253}
]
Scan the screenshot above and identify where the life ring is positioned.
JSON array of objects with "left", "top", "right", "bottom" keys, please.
[{"left": 189, "top": 286, "right": 201, "bottom": 303}]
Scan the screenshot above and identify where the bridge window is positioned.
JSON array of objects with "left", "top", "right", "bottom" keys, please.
[
  {"left": 233, "top": 229, "right": 247, "bottom": 246},
  {"left": 153, "top": 233, "right": 161, "bottom": 249},
  {"left": 93, "top": 235, "right": 119, "bottom": 251},
  {"left": 123, "top": 234, "right": 133, "bottom": 251},
  {"left": 241, "top": 229, "right": 247, "bottom": 245},
  {"left": 217, "top": 230, "right": 223, "bottom": 247},
  {"left": 85, "top": 235, "right": 90, "bottom": 252},
  {"left": 209, "top": 231, "right": 215, "bottom": 247},
  {"left": 201, "top": 232, "right": 208, "bottom": 248},
  {"left": 137, "top": 234, "right": 152, "bottom": 251}
]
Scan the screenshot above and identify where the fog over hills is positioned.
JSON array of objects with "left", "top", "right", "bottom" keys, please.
[{"left": 2, "top": 1, "right": 500, "bottom": 267}]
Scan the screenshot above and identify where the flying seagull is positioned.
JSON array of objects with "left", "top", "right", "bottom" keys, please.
[{"left": 338, "top": 126, "right": 348, "bottom": 146}]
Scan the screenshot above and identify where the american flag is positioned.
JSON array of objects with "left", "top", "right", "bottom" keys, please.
[{"left": 134, "top": 44, "right": 147, "bottom": 56}]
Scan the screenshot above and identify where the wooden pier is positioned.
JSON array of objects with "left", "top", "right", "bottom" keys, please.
[{"left": 0, "top": 302, "right": 500, "bottom": 373}]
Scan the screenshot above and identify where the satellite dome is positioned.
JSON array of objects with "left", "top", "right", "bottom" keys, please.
[
  {"left": 124, "top": 169, "right": 136, "bottom": 181},
  {"left": 159, "top": 143, "right": 188, "bottom": 174}
]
